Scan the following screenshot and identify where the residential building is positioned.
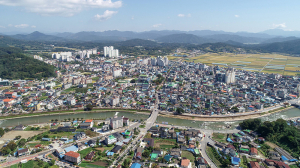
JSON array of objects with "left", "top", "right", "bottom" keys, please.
[
  {"left": 225, "top": 67, "right": 235, "bottom": 84},
  {"left": 80, "top": 119, "right": 94, "bottom": 129},
  {"left": 14, "top": 124, "right": 26, "bottom": 130},
  {"left": 17, "top": 148, "right": 29, "bottom": 157},
  {"left": 64, "top": 151, "right": 81, "bottom": 164},
  {"left": 113, "top": 68, "right": 122, "bottom": 77},
  {"left": 5, "top": 92, "right": 17, "bottom": 98},
  {"left": 74, "top": 132, "right": 86, "bottom": 140},
  {"left": 105, "top": 135, "right": 117, "bottom": 145},
  {"left": 249, "top": 161, "right": 260, "bottom": 168},
  {"left": 110, "top": 116, "right": 123, "bottom": 129},
  {"left": 104, "top": 46, "right": 119, "bottom": 57},
  {"left": 181, "top": 159, "right": 191, "bottom": 168}
]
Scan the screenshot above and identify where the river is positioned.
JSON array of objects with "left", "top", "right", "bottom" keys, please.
[{"left": 1, "top": 108, "right": 300, "bottom": 130}]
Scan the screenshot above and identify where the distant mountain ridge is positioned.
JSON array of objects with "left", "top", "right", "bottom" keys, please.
[
  {"left": 3, "top": 30, "right": 300, "bottom": 54},
  {"left": 260, "top": 36, "right": 299, "bottom": 44},
  {"left": 260, "top": 29, "right": 300, "bottom": 37},
  {"left": 155, "top": 33, "right": 216, "bottom": 44},
  {"left": 10, "top": 31, "right": 64, "bottom": 41},
  {"left": 3, "top": 29, "right": 300, "bottom": 44}
]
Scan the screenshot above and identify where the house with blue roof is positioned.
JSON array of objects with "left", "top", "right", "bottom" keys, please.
[
  {"left": 164, "top": 155, "right": 172, "bottom": 162},
  {"left": 130, "top": 163, "right": 141, "bottom": 168},
  {"left": 107, "top": 152, "right": 114, "bottom": 156},
  {"left": 64, "top": 145, "right": 78, "bottom": 153},
  {"left": 231, "top": 157, "right": 240, "bottom": 165}
]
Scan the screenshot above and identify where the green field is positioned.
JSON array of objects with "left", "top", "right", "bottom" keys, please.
[
  {"left": 212, "top": 133, "right": 227, "bottom": 143},
  {"left": 78, "top": 147, "right": 93, "bottom": 158},
  {"left": 168, "top": 53, "right": 300, "bottom": 76},
  {"left": 181, "top": 151, "right": 195, "bottom": 163}
]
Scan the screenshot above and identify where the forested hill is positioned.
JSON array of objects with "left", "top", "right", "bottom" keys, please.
[
  {"left": 0, "top": 47, "right": 56, "bottom": 80},
  {"left": 252, "top": 39, "right": 300, "bottom": 55}
]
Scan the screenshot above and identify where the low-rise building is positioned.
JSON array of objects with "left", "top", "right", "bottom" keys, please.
[
  {"left": 64, "top": 151, "right": 81, "bottom": 164},
  {"left": 105, "top": 135, "right": 117, "bottom": 145}
]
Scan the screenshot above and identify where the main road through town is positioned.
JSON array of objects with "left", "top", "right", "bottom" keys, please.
[{"left": 110, "top": 61, "right": 179, "bottom": 167}]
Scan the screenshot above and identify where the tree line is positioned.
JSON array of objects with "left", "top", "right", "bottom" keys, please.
[
  {"left": 239, "top": 118, "right": 300, "bottom": 157},
  {"left": 0, "top": 47, "right": 56, "bottom": 80}
]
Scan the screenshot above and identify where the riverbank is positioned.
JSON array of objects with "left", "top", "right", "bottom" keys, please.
[
  {"left": 0, "top": 109, "right": 151, "bottom": 120},
  {"left": 158, "top": 106, "right": 295, "bottom": 122},
  {"left": 0, "top": 106, "right": 295, "bottom": 122}
]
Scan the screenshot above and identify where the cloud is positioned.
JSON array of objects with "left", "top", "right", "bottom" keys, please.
[
  {"left": 235, "top": 15, "right": 239, "bottom": 18},
  {"left": 94, "top": 10, "right": 118, "bottom": 21},
  {"left": 152, "top": 24, "right": 162, "bottom": 28},
  {"left": 7, "top": 24, "right": 35, "bottom": 28},
  {"left": 0, "top": 25, "right": 5, "bottom": 28},
  {"left": 272, "top": 23, "right": 286, "bottom": 29},
  {"left": 131, "top": 16, "right": 134, "bottom": 20},
  {"left": 14, "top": 24, "right": 29, "bottom": 28},
  {"left": 178, "top": 13, "right": 191, "bottom": 18},
  {"left": 0, "top": 0, "right": 122, "bottom": 16}
]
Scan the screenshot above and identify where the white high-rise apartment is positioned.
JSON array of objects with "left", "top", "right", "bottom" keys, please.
[
  {"left": 104, "top": 46, "right": 119, "bottom": 57},
  {"left": 225, "top": 68, "right": 235, "bottom": 84},
  {"left": 52, "top": 52, "right": 72, "bottom": 62},
  {"left": 156, "top": 56, "right": 169, "bottom": 67}
]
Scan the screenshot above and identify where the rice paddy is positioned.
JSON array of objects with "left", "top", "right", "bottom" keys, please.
[{"left": 168, "top": 53, "right": 300, "bottom": 75}]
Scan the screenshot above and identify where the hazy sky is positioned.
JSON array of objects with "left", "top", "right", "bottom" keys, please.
[{"left": 0, "top": 0, "right": 298, "bottom": 33}]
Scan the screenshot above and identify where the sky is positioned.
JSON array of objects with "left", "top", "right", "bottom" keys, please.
[{"left": 0, "top": 0, "right": 298, "bottom": 34}]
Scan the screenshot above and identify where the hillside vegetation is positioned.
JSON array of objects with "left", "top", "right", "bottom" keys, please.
[
  {"left": 0, "top": 47, "right": 56, "bottom": 79},
  {"left": 239, "top": 118, "right": 300, "bottom": 158}
]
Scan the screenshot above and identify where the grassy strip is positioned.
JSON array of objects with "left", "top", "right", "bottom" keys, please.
[
  {"left": 181, "top": 151, "right": 195, "bottom": 163},
  {"left": 212, "top": 133, "right": 227, "bottom": 143},
  {"left": 160, "top": 145, "right": 176, "bottom": 149},
  {"left": 206, "top": 146, "right": 222, "bottom": 167},
  {"left": 78, "top": 147, "right": 93, "bottom": 158},
  {"left": 79, "top": 162, "right": 106, "bottom": 168},
  {"left": 0, "top": 109, "right": 151, "bottom": 120}
]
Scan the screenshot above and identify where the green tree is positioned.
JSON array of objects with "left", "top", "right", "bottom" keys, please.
[
  {"left": 50, "top": 159, "right": 55, "bottom": 166},
  {"left": 130, "top": 79, "right": 136, "bottom": 83},
  {"left": 86, "top": 104, "right": 93, "bottom": 111},
  {"left": 18, "top": 138, "right": 26, "bottom": 147},
  {"left": 0, "top": 128, "right": 5, "bottom": 137},
  {"left": 15, "top": 135, "right": 21, "bottom": 140},
  {"left": 4, "top": 128, "right": 9, "bottom": 132},
  {"left": 176, "top": 107, "right": 184, "bottom": 115},
  {"left": 7, "top": 141, "right": 17, "bottom": 150},
  {"left": 1, "top": 147, "right": 11, "bottom": 155},
  {"left": 231, "top": 106, "right": 239, "bottom": 112}
]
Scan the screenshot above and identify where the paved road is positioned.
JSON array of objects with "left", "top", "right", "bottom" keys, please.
[
  {"left": 111, "top": 93, "right": 160, "bottom": 167},
  {"left": 199, "top": 132, "right": 217, "bottom": 168}
]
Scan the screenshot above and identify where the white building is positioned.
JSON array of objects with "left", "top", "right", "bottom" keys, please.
[
  {"left": 67, "top": 97, "right": 76, "bottom": 105},
  {"left": 152, "top": 56, "right": 169, "bottom": 67},
  {"left": 110, "top": 116, "right": 123, "bottom": 129},
  {"left": 225, "top": 68, "right": 235, "bottom": 84},
  {"left": 52, "top": 52, "right": 72, "bottom": 62},
  {"left": 77, "top": 49, "right": 95, "bottom": 59},
  {"left": 110, "top": 96, "right": 120, "bottom": 106},
  {"left": 104, "top": 46, "right": 119, "bottom": 57},
  {"left": 151, "top": 58, "right": 157, "bottom": 66},
  {"left": 113, "top": 68, "right": 122, "bottom": 77},
  {"left": 105, "top": 135, "right": 117, "bottom": 145},
  {"left": 33, "top": 55, "right": 43, "bottom": 61}
]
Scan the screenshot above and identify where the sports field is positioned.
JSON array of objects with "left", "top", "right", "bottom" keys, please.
[{"left": 168, "top": 53, "right": 300, "bottom": 76}]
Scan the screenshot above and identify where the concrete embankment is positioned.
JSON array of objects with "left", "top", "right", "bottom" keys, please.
[{"left": 158, "top": 106, "right": 294, "bottom": 122}]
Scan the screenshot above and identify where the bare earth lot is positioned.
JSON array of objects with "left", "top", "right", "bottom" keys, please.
[{"left": 0, "top": 130, "right": 43, "bottom": 140}]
